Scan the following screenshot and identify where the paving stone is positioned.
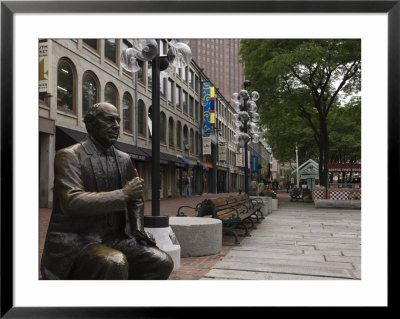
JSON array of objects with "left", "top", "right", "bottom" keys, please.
[
  {"left": 342, "top": 250, "right": 361, "bottom": 257},
  {"left": 227, "top": 249, "right": 326, "bottom": 262},
  {"left": 219, "top": 255, "right": 355, "bottom": 270},
  {"left": 202, "top": 269, "right": 341, "bottom": 280},
  {"left": 209, "top": 260, "right": 357, "bottom": 279},
  {"left": 324, "top": 255, "right": 361, "bottom": 263}
]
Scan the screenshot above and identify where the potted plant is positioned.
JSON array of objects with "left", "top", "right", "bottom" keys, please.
[{"left": 263, "top": 188, "right": 277, "bottom": 199}]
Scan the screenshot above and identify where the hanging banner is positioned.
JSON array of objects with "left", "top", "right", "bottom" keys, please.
[
  {"left": 39, "top": 39, "right": 51, "bottom": 94},
  {"left": 218, "top": 142, "right": 227, "bottom": 161},
  {"left": 202, "top": 81, "right": 214, "bottom": 135},
  {"left": 202, "top": 136, "right": 211, "bottom": 155},
  {"left": 236, "top": 150, "right": 243, "bottom": 167},
  {"left": 251, "top": 156, "right": 259, "bottom": 172},
  {"left": 263, "top": 162, "right": 269, "bottom": 175},
  {"left": 210, "top": 86, "right": 215, "bottom": 124}
]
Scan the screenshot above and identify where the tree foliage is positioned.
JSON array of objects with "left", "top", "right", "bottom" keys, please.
[{"left": 240, "top": 39, "right": 361, "bottom": 185}]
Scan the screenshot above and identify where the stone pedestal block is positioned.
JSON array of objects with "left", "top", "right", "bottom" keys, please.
[
  {"left": 169, "top": 217, "right": 222, "bottom": 258},
  {"left": 272, "top": 198, "right": 279, "bottom": 210},
  {"left": 144, "top": 226, "right": 181, "bottom": 270}
]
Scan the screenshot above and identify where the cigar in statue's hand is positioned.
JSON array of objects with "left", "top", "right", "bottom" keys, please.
[{"left": 134, "top": 168, "right": 145, "bottom": 202}]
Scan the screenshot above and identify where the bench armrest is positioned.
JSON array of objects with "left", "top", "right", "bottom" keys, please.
[
  {"left": 177, "top": 205, "right": 198, "bottom": 217},
  {"left": 214, "top": 205, "right": 240, "bottom": 219},
  {"left": 231, "top": 202, "right": 249, "bottom": 214},
  {"left": 250, "top": 197, "right": 264, "bottom": 205}
]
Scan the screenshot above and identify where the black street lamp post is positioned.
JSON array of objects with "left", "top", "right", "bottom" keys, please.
[
  {"left": 231, "top": 80, "right": 261, "bottom": 194},
  {"left": 151, "top": 40, "right": 161, "bottom": 218},
  {"left": 120, "top": 39, "right": 192, "bottom": 226},
  {"left": 243, "top": 81, "right": 250, "bottom": 194}
]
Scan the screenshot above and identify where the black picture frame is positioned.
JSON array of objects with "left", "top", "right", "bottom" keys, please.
[{"left": 1, "top": 0, "right": 395, "bottom": 317}]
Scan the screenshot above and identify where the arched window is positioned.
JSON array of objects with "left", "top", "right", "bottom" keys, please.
[
  {"left": 190, "top": 129, "right": 194, "bottom": 153},
  {"left": 138, "top": 100, "right": 146, "bottom": 136},
  {"left": 82, "top": 71, "right": 99, "bottom": 116},
  {"left": 57, "top": 58, "right": 75, "bottom": 113},
  {"left": 176, "top": 121, "right": 182, "bottom": 149},
  {"left": 160, "top": 112, "right": 166, "bottom": 144},
  {"left": 183, "top": 125, "right": 189, "bottom": 151},
  {"left": 122, "top": 92, "right": 133, "bottom": 133},
  {"left": 104, "top": 82, "right": 118, "bottom": 109},
  {"left": 168, "top": 117, "right": 174, "bottom": 147}
]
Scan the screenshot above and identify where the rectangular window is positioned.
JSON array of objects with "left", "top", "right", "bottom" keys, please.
[
  {"left": 138, "top": 67, "right": 143, "bottom": 82},
  {"left": 176, "top": 85, "right": 181, "bottom": 108},
  {"left": 160, "top": 78, "right": 165, "bottom": 95},
  {"left": 182, "top": 67, "right": 187, "bottom": 81},
  {"left": 168, "top": 79, "right": 174, "bottom": 103},
  {"left": 189, "top": 96, "right": 194, "bottom": 117},
  {"left": 121, "top": 40, "right": 132, "bottom": 75},
  {"left": 182, "top": 91, "right": 188, "bottom": 113},
  {"left": 189, "top": 70, "right": 194, "bottom": 88},
  {"left": 195, "top": 76, "right": 200, "bottom": 93},
  {"left": 195, "top": 101, "right": 199, "bottom": 121},
  {"left": 83, "top": 39, "right": 99, "bottom": 52},
  {"left": 104, "top": 39, "right": 117, "bottom": 63},
  {"left": 147, "top": 61, "right": 152, "bottom": 87}
]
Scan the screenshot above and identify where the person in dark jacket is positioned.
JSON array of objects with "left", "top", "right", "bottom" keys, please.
[{"left": 41, "top": 103, "right": 173, "bottom": 280}]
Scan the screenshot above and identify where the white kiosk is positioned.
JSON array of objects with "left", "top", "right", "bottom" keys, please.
[{"left": 292, "top": 159, "right": 320, "bottom": 190}]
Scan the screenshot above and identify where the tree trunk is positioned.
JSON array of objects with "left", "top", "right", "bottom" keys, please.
[{"left": 319, "top": 116, "right": 329, "bottom": 187}]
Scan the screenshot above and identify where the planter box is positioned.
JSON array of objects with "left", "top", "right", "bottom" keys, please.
[{"left": 272, "top": 198, "right": 278, "bottom": 210}]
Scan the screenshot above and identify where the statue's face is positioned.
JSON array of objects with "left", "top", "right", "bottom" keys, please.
[{"left": 91, "top": 104, "right": 120, "bottom": 148}]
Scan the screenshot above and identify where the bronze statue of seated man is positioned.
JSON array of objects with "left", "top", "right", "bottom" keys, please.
[{"left": 41, "top": 102, "right": 174, "bottom": 280}]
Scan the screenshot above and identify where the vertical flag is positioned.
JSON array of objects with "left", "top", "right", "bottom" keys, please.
[
  {"left": 202, "top": 82, "right": 211, "bottom": 135},
  {"left": 210, "top": 86, "right": 215, "bottom": 124}
]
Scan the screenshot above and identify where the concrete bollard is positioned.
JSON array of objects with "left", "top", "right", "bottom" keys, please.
[{"left": 169, "top": 217, "right": 222, "bottom": 258}]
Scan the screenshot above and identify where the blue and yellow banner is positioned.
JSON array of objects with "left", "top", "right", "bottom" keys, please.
[
  {"left": 202, "top": 81, "right": 215, "bottom": 135},
  {"left": 251, "top": 156, "right": 259, "bottom": 172}
]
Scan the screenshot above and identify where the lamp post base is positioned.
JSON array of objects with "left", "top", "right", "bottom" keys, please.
[{"left": 144, "top": 216, "right": 181, "bottom": 270}]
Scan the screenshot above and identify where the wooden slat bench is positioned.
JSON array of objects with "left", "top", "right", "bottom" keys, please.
[
  {"left": 177, "top": 194, "right": 264, "bottom": 244},
  {"left": 290, "top": 188, "right": 303, "bottom": 201}
]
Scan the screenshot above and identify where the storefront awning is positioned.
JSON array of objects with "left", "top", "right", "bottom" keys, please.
[
  {"left": 138, "top": 147, "right": 169, "bottom": 165},
  {"left": 56, "top": 126, "right": 148, "bottom": 161},
  {"left": 163, "top": 153, "right": 185, "bottom": 167},
  {"left": 201, "top": 161, "right": 213, "bottom": 168},
  {"left": 177, "top": 155, "right": 194, "bottom": 167},
  {"left": 197, "top": 160, "right": 209, "bottom": 171}
]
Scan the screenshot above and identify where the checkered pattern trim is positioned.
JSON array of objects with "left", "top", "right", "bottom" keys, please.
[
  {"left": 313, "top": 190, "right": 325, "bottom": 199},
  {"left": 348, "top": 191, "right": 361, "bottom": 200},
  {"left": 313, "top": 190, "right": 361, "bottom": 200},
  {"left": 329, "top": 191, "right": 350, "bottom": 200}
]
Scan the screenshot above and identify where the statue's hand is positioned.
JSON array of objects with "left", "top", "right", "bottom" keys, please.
[
  {"left": 122, "top": 177, "right": 144, "bottom": 201},
  {"left": 133, "top": 230, "right": 157, "bottom": 247}
]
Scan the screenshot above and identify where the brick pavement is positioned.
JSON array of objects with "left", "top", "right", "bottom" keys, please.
[{"left": 39, "top": 192, "right": 249, "bottom": 280}]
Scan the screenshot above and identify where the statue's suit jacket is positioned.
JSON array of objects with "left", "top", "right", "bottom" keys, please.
[{"left": 41, "top": 137, "right": 142, "bottom": 280}]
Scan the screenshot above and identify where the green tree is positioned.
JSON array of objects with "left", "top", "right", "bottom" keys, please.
[
  {"left": 240, "top": 39, "right": 361, "bottom": 186},
  {"left": 328, "top": 96, "right": 361, "bottom": 163}
]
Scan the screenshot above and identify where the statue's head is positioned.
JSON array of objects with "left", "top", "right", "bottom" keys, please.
[{"left": 83, "top": 102, "right": 120, "bottom": 148}]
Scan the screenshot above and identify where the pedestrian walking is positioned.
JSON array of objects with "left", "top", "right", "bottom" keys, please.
[{"left": 183, "top": 171, "right": 190, "bottom": 197}]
